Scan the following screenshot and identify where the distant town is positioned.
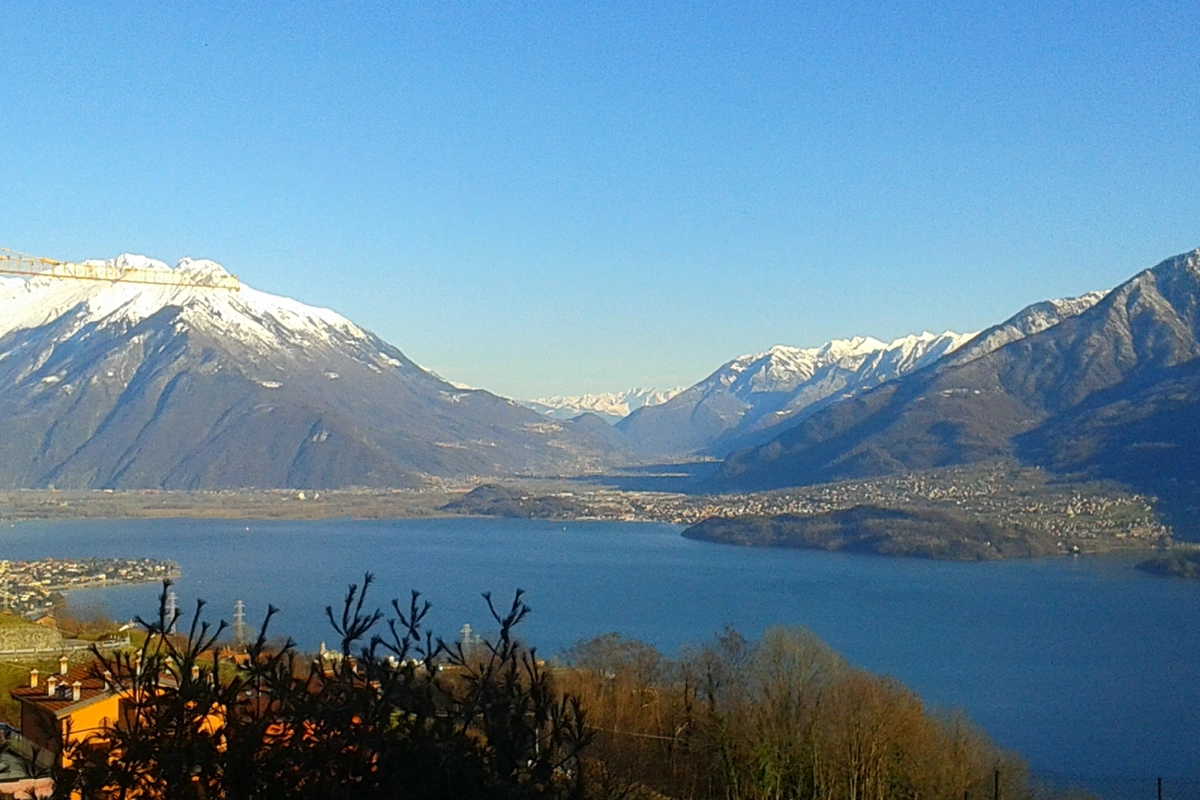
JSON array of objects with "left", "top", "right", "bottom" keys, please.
[
  {"left": 0, "top": 557, "right": 180, "bottom": 616},
  {"left": 578, "top": 463, "right": 1170, "bottom": 543},
  {"left": 0, "top": 459, "right": 1174, "bottom": 562},
  {"left": 446, "top": 460, "right": 1173, "bottom": 555}
]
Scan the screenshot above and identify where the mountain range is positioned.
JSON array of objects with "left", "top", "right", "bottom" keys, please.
[
  {"left": 3, "top": 247, "right": 1199, "bottom": 508},
  {"left": 519, "top": 388, "right": 682, "bottom": 424},
  {"left": 0, "top": 256, "right": 627, "bottom": 490},
  {"left": 712, "top": 248, "right": 1200, "bottom": 526},
  {"left": 615, "top": 332, "right": 977, "bottom": 457}
]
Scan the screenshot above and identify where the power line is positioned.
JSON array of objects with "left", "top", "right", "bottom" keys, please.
[
  {"left": 0, "top": 248, "right": 240, "bottom": 291},
  {"left": 586, "top": 724, "right": 680, "bottom": 742}
]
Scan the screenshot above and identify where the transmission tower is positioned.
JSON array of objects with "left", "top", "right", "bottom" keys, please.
[
  {"left": 233, "top": 600, "right": 248, "bottom": 648},
  {"left": 165, "top": 591, "right": 178, "bottom": 634}
]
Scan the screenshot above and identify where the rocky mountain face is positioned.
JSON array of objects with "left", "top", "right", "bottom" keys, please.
[
  {"left": 520, "top": 387, "right": 682, "bottom": 423},
  {"left": 616, "top": 332, "right": 976, "bottom": 457},
  {"left": 9, "top": 246, "right": 1198, "bottom": 509},
  {"left": 947, "top": 292, "right": 1106, "bottom": 366},
  {"left": 713, "top": 250, "right": 1200, "bottom": 522},
  {"left": 0, "top": 256, "right": 628, "bottom": 489}
]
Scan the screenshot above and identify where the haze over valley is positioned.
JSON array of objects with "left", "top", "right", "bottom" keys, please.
[{"left": 3, "top": 248, "right": 1200, "bottom": 536}]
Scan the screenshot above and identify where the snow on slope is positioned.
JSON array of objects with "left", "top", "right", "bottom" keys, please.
[
  {"left": 950, "top": 292, "right": 1107, "bottom": 365},
  {"left": 521, "top": 388, "right": 683, "bottom": 422},
  {"left": 0, "top": 254, "right": 634, "bottom": 489},
  {"left": 0, "top": 254, "right": 387, "bottom": 364},
  {"left": 616, "top": 331, "right": 978, "bottom": 456},
  {"left": 701, "top": 331, "right": 975, "bottom": 400}
]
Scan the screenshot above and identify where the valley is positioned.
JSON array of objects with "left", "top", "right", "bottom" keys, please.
[
  {"left": 2, "top": 247, "right": 1200, "bottom": 567},
  {"left": 1, "top": 458, "right": 1174, "bottom": 560}
]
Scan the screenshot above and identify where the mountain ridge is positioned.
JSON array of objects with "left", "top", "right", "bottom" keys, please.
[
  {"left": 0, "top": 255, "right": 628, "bottom": 489},
  {"left": 711, "top": 249, "right": 1200, "bottom": 527},
  {"left": 615, "top": 331, "right": 978, "bottom": 457},
  {"left": 7, "top": 246, "right": 1200, "bottom": 509},
  {"left": 520, "top": 387, "right": 683, "bottom": 423}
]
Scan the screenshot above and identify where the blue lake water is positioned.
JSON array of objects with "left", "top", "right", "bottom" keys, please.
[{"left": 1, "top": 516, "right": 1197, "bottom": 796}]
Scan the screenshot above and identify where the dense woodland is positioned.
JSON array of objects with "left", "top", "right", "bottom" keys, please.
[
  {"left": 36, "top": 580, "right": 1065, "bottom": 800},
  {"left": 682, "top": 505, "right": 1059, "bottom": 560},
  {"left": 1137, "top": 548, "right": 1200, "bottom": 579}
]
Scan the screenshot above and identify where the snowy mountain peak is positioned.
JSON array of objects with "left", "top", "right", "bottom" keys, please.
[
  {"left": 0, "top": 254, "right": 371, "bottom": 355},
  {"left": 83, "top": 252, "right": 234, "bottom": 281},
  {"left": 521, "top": 387, "right": 683, "bottom": 422},
  {"left": 617, "top": 328, "right": 981, "bottom": 456},
  {"left": 98, "top": 253, "right": 171, "bottom": 272},
  {"left": 0, "top": 253, "right": 634, "bottom": 489},
  {"left": 713, "top": 331, "right": 971, "bottom": 396},
  {"left": 951, "top": 291, "right": 1106, "bottom": 365},
  {"left": 816, "top": 336, "right": 888, "bottom": 359},
  {"left": 174, "top": 257, "right": 236, "bottom": 282}
]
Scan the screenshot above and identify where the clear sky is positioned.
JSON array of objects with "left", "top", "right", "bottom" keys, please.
[{"left": 2, "top": 2, "right": 1198, "bottom": 398}]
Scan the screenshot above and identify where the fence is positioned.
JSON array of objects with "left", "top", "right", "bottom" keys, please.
[{"left": 0, "top": 635, "right": 131, "bottom": 658}]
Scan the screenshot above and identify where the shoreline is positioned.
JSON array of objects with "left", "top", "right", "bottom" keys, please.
[
  {"left": 0, "top": 489, "right": 462, "bottom": 523},
  {"left": 42, "top": 570, "right": 183, "bottom": 593},
  {"left": 0, "top": 474, "right": 1178, "bottom": 565}
]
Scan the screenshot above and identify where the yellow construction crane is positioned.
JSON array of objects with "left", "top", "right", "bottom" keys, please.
[{"left": 0, "top": 248, "right": 240, "bottom": 291}]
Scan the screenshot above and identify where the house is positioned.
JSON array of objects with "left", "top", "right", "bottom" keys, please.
[{"left": 9, "top": 657, "right": 119, "bottom": 768}]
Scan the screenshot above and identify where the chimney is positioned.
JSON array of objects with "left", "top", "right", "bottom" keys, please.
[
  {"left": 102, "top": 670, "right": 112, "bottom": 691},
  {"left": 46, "top": 676, "right": 57, "bottom": 697},
  {"left": 191, "top": 665, "right": 201, "bottom": 681},
  {"left": 29, "top": 669, "right": 38, "bottom": 688},
  {"left": 59, "top": 656, "right": 68, "bottom": 676},
  {"left": 72, "top": 681, "right": 81, "bottom": 702}
]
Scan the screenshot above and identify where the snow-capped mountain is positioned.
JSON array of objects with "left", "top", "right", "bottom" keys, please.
[
  {"left": 0, "top": 255, "right": 387, "bottom": 363},
  {"left": 713, "top": 249, "right": 1200, "bottom": 501},
  {"left": 616, "top": 331, "right": 976, "bottom": 457},
  {"left": 520, "top": 388, "right": 683, "bottom": 423},
  {"left": 948, "top": 291, "right": 1106, "bottom": 366},
  {"left": 0, "top": 255, "right": 628, "bottom": 489}
]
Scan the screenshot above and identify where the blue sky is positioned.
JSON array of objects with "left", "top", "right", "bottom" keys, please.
[{"left": 3, "top": 2, "right": 1198, "bottom": 397}]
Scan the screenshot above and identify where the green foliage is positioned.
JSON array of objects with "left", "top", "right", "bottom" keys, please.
[
  {"left": 685, "top": 505, "right": 1058, "bottom": 560},
  {"left": 1138, "top": 549, "right": 1200, "bottom": 578}
]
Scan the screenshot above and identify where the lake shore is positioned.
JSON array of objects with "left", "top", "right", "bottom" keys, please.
[
  {"left": 0, "top": 489, "right": 459, "bottom": 522},
  {"left": 682, "top": 505, "right": 1170, "bottom": 561},
  {"left": 1, "top": 467, "right": 1177, "bottom": 564}
]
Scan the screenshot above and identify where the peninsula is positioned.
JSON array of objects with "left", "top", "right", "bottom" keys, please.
[
  {"left": 0, "top": 460, "right": 1176, "bottom": 562},
  {"left": 0, "top": 558, "right": 180, "bottom": 616}
]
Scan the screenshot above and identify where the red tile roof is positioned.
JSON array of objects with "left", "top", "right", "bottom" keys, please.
[{"left": 10, "top": 663, "right": 115, "bottom": 718}]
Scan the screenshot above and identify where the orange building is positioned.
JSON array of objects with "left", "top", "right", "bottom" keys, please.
[{"left": 9, "top": 657, "right": 120, "bottom": 768}]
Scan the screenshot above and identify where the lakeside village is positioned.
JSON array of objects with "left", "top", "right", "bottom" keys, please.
[
  {"left": 599, "top": 476, "right": 1165, "bottom": 534},
  {"left": 520, "top": 462, "right": 1174, "bottom": 551},
  {"left": 0, "top": 460, "right": 1174, "bottom": 558},
  {"left": 0, "top": 557, "right": 179, "bottom": 617}
]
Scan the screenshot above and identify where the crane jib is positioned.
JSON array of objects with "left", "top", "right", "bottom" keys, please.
[{"left": 0, "top": 248, "right": 240, "bottom": 291}]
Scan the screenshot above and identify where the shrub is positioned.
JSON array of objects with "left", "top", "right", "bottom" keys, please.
[{"left": 54, "top": 577, "right": 589, "bottom": 800}]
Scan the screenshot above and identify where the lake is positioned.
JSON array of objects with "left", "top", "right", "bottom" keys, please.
[{"left": 2, "top": 516, "right": 1197, "bottom": 797}]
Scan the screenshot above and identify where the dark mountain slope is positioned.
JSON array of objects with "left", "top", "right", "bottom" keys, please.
[
  {"left": 0, "top": 258, "right": 630, "bottom": 489},
  {"left": 714, "top": 249, "right": 1200, "bottom": 496}
]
